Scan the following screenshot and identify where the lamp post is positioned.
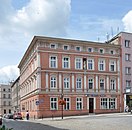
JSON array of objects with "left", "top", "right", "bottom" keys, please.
[
  {"left": 61, "top": 94, "right": 63, "bottom": 119},
  {"left": 59, "top": 93, "right": 66, "bottom": 119}
]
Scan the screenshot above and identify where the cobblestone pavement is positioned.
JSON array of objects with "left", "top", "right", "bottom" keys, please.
[{"left": 27, "top": 113, "right": 132, "bottom": 130}]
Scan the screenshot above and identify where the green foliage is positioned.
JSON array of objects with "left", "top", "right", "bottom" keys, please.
[{"left": 0, "top": 125, "right": 13, "bottom": 130}]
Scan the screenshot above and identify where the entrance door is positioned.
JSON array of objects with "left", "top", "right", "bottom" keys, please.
[{"left": 89, "top": 98, "right": 94, "bottom": 113}]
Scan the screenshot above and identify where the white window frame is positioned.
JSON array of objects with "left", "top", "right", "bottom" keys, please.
[
  {"left": 64, "top": 77, "right": 70, "bottom": 89},
  {"left": 88, "top": 78, "right": 94, "bottom": 89},
  {"left": 62, "top": 57, "right": 70, "bottom": 69},
  {"left": 88, "top": 47, "right": 93, "bottom": 52},
  {"left": 126, "top": 80, "right": 131, "bottom": 88},
  {"left": 100, "top": 79, "right": 105, "bottom": 90},
  {"left": 76, "top": 97, "right": 83, "bottom": 110},
  {"left": 64, "top": 97, "right": 70, "bottom": 110},
  {"left": 63, "top": 45, "right": 69, "bottom": 50},
  {"left": 76, "top": 77, "right": 82, "bottom": 89},
  {"left": 125, "top": 40, "right": 130, "bottom": 48},
  {"left": 98, "top": 59, "right": 105, "bottom": 71},
  {"left": 75, "top": 46, "right": 81, "bottom": 51},
  {"left": 100, "top": 98, "right": 116, "bottom": 109},
  {"left": 50, "top": 76, "right": 57, "bottom": 89},
  {"left": 49, "top": 56, "right": 57, "bottom": 68},
  {"left": 50, "top": 97, "right": 58, "bottom": 110},
  {"left": 99, "top": 48, "right": 104, "bottom": 54},
  {"left": 125, "top": 54, "right": 130, "bottom": 61},
  {"left": 87, "top": 58, "right": 94, "bottom": 70},
  {"left": 110, "top": 79, "right": 116, "bottom": 90},
  {"left": 50, "top": 43, "right": 56, "bottom": 49},
  {"left": 75, "top": 58, "right": 82, "bottom": 69},
  {"left": 125, "top": 67, "right": 131, "bottom": 75},
  {"left": 109, "top": 60, "right": 116, "bottom": 72}
]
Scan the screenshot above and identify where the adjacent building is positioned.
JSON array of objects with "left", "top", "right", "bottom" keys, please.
[
  {"left": 109, "top": 32, "right": 132, "bottom": 111},
  {"left": 0, "top": 84, "right": 12, "bottom": 116},
  {"left": 11, "top": 77, "right": 20, "bottom": 113},
  {"left": 18, "top": 36, "right": 122, "bottom": 118}
]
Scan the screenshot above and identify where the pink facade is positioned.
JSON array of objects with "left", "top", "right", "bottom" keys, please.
[{"left": 18, "top": 36, "right": 123, "bottom": 118}]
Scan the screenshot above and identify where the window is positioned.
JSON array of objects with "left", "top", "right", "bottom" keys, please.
[
  {"left": 76, "top": 77, "right": 82, "bottom": 89},
  {"left": 98, "top": 59, "right": 105, "bottom": 71},
  {"left": 63, "top": 57, "right": 70, "bottom": 69},
  {"left": 125, "top": 40, "right": 130, "bottom": 48},
  {"left": 88, "top": 48, "right": 93, "bottom": 52},
  {"left": 3, "top": 101, "right": 6, "bottom": 106},
  {"left": 50, "top": 56, "right": 57, "bottom": 68},
  {"left": 50, "top": 76, "right": 57, "bottom": 88},
  {"left": 8, "top": 89, "right": 11, "bottom": 92},
  {"left": 76, "top": 98, "right": 83, "bottom": 110},
  {"left": 50, "top": 44, "right": 56, "bottom": 49},
  {"left": 110, "top": 50, "right": 114, "bottom": 54},
  {"left": 63, "top": 45, "right": 69, "bottom": 50},
  {"left": 75, "top": 58, "right": 82, "bottom": 69},
  {"left": 87, "top": 59, "right": 94, "bottom": 70},
  {"left": 50, "top": 97, "right": 58, "bottom": 110},
  {"left": 3, "top": 89, "right": 5, "bottom": 92},
  {"left": 88, "top": 78, "right": 94, "bottom": 89},
  {"left": 110, "top": 79, "right": 116, "bottom": 90},
  {"left": 76, "top": 46, "right": 81, "bottom": 51},
  {"left": 109, "top": 98, "right": 115, "bottom": 109},
  {"left": 8, "top": 101, "right": 11, "bottom": 106},
  {"left": 3, "top": 94, "right": 6, "bottom": 98},
  {"left": 9, "top": 109, "right": 11, "bottom": 113},
  {"left": 109, "top": 60, "right": 116, "bottom": 72},
  {"left": 101, "top": 98, "right": 116, "bottom": 109},
  {"left": 101, "top": 98, "right": 107, "bottom": 109},
  {"left": 125, "top": 67, "right": 131, "bottom": 75},
  {"left": 125, "top": 54, "right": 131, "bottom": 61},
  {"left": 64, "top": 77, "right": 70, "bottom": 89},
  {"left": 99, "top": 48, "right": 104, "bottom": 54},
  {"left": 4, "top": 109, "right": 6, "bottom": 114},
  {"left": 100, "top": 79, "right": 105, "bottom": 90},
  {"left": 64, "top": 98, "right": 70, "bottom": 110},
  {"left": 126, "top": 80, "right": 131, "bottom": 88},
  {"left": 8, "top": 94, "right": 11, "bottom": 99}
]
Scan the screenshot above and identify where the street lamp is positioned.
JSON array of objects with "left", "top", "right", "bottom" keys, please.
[{"left": 59, "top": 93, "right": 66, "bottom": 119}]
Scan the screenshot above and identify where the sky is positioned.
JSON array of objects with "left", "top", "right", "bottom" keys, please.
[{"left": 0, "top": 0, "right": 132, "bottom": 83}]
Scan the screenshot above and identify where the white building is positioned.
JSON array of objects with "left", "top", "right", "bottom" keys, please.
[{"left": 0, "top": 84, "right": 12, "bottom": 116}]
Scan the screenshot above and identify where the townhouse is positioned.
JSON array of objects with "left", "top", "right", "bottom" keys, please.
[
  {"left": 0, "top": 84, "right": 12, "bottom": 115},
  {"left": 109, "top": 32, "right": 132, "bottom": 111},
  {"left": 18, "top": 36, "right": 122, "bottom": 118}
]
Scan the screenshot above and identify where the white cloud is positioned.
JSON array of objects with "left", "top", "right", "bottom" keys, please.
[
  {"left": 0, "top": 65, "right": 19, "bottom": 83},
  {"left": 0, "top": 0, "right": 71, "bottom": 81},
  {"left": 122, "top": 10, "right": 132, "bottom": 32}
]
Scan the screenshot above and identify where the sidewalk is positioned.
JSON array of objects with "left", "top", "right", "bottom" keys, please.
[{"left": 23, "top": 112, "right": 132, "bottom": 122}]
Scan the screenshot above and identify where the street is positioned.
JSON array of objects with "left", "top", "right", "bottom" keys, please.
[
  {"left": 2, "top": 113, "right": 132, "bottom": 130},
  {"left": 2, "top": 119, "right": 67, "bottom": 130}
]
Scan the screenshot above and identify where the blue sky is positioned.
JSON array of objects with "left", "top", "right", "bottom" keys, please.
[{"left": 0, "top": 0, "right": 132, "bottom": 83}]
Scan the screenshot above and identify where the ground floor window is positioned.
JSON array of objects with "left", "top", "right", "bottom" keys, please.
[
  {"left": 64, "top": 98, "right": 70, "bottom": 110},
  {"left": 50, "top": 97, "right": 58, "bottom": 110},
  {"left": 100, "top": 98, "right": 116, "bottom": 109},
  {"left": 76, "top": 97, "right": 83, "bottom": 110}
]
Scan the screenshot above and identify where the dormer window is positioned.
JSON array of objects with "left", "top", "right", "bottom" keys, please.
[
  {"left": 76, "top": 46, "right": 81, "bottom": 51},
  {"left": 50, "top": 44, "right": 56, "bottom": 49}
]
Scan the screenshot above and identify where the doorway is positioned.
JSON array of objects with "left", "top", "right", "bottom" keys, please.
[{"left": 89, "top": 98, "right": 94, "bottom": 113}]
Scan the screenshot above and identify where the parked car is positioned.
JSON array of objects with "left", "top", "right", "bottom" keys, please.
[
  {"left": 6, "top": 113, "right": 14, "bottom": 119},
  {"left": 13, "top": 112, "right": 22, "bottom": 120}
]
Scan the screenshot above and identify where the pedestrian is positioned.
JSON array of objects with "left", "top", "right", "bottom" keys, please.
[
  {"left": 26, "top": 110, "right": 29, "bottom": 120},
  {"left": 125, "top": 105, "right": 129, "bottom": 112}
]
